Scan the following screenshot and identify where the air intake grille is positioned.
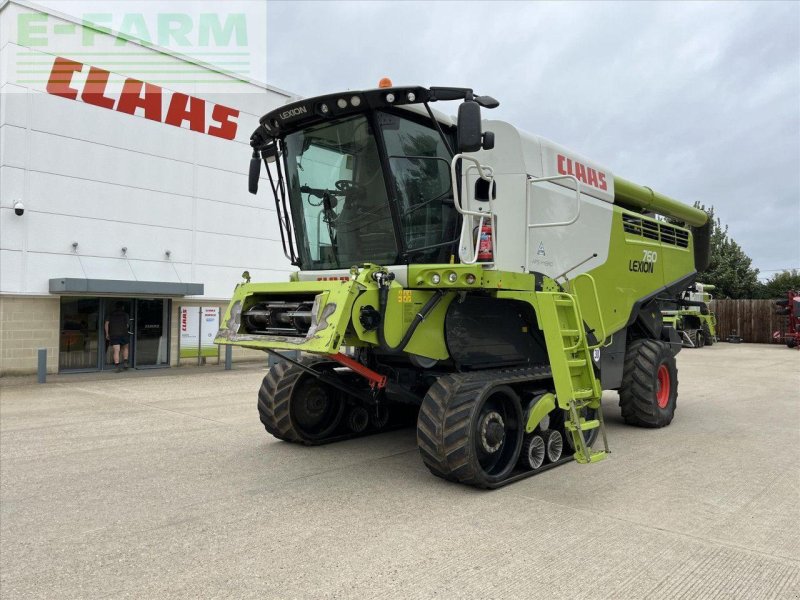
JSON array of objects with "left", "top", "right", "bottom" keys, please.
[{"left": 623, "top": 214, "right": 690, "bottom": 248}]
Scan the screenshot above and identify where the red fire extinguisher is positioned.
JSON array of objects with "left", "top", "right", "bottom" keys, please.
[{"left": 477, "top": 221, "right": 494, "bottom": 262}]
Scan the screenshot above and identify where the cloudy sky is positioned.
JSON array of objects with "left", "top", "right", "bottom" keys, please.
[
  {"left": 264, "top": 0, "right": 799, "bottom": 279},
  {"left": 37, "top": 0, "right": 800, "bottom": 277}
]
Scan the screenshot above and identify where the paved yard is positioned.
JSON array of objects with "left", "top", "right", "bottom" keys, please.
[{"left": 1, "top": 344, "right": 798, "bottom": 599}]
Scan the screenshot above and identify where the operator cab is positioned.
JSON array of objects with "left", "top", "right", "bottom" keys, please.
[{"left": 248, "top": 83, "right": 498, "bottom": 270}]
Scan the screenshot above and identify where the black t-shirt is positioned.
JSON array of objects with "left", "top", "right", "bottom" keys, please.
[{"left": 106, "top": 310, "right": 129, "bottom": 337}]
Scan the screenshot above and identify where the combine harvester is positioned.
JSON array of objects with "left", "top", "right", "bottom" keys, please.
[
  {"left": 216, "top": 81, "right": 711, "bottom": 488},
  {"left": 662, "top": 283, "right": 717, "bottom": 348}
]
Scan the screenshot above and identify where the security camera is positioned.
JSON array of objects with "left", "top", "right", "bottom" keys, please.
[{"left": 13, "top": 201, "right": 24, "bottom": 216}]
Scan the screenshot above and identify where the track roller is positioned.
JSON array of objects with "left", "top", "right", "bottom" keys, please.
[
  {"left": 520, "top": 433, "right": 546, "bottom": 470},
  {"left": 370, "top": 404, "right": 390, "bottom": 429},
  {"left": 542, "top": 429, "right": 563, "bottom": 463},
  {"left": 346, "top": 406, "right": 370, "bottom": 433}
]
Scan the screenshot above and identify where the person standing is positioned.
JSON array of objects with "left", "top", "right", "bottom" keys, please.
[{"left": 104, "top": 302, "right": 130, "bottom": 372}]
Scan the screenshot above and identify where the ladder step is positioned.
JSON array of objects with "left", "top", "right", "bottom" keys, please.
[
  {"left": 575, "top": 450, "right": 607, "bottom": 464},
  {"left": 554, "top": 299, "right": 575, "bottom": 307},
  {"left": 565, "top": 419, "right": 600, "bottom": 432},
  {"left": 560, "top": 329, "right": 580, "bottom": 337},
  {"left": 566, "top": 358, "right": 587, "bottom": 368},
  {"left": 572, "top": 388, "right": 594, "bottom": 400}
]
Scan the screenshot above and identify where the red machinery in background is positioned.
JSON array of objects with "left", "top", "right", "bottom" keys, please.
[{"left": 773, "top": 290, "right": 800, "bottom": 349}]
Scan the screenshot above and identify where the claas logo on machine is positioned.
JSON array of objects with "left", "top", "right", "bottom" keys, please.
[{"left": 557, "top": 154, "right": 608, "bottom": 191}]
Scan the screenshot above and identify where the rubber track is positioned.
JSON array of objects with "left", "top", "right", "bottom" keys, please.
[
  {"left": 257, "top": 358, "right": 334, "bottom": 443},
  {"left": 417, "top": 365, "right": 552, "bottom": 486},
  {"left": 618, "top": 339, "right": 677, "bottom": 428},
  {"left": 702, "top": 323, "right": 714, "bottom": 346}
]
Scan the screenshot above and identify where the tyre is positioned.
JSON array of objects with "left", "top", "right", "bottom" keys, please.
[
  {"left": 417, "top": 378, "right": 524, "bottom": 488},
  {"left": 702, "top": 323, "right": 715, "bottom": 346},
  {"left": 619, "top": 339, "right": 678, "bottom": 428},
  {"left": 696, "top": 330, "right": 705, "bottom": 348},
  {"left": 788, "top": 338, "right": 798, "bottom": 349},
  {"left": 686, "top": 329, "right": 701, "bottom": 348},
  {"left": 257, "top": 358, "right": 345, "bottom": 443}
]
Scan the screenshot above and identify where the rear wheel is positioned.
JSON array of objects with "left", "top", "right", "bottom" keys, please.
[
  {"left": 417, "top": 377, "right": 524, "bottom": 488},
  {"left": 619, "top": 339, "right": 678, "bottom": 428},
  {"left": 788, "top": 338, "right": 798, "bottom": 349}
]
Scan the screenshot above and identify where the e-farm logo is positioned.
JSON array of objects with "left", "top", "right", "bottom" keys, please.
[
  {"left": 13, "top": 3, "right": 264, "bottom": 89},
  {"left": 17, "top": 11, "right": 247, "bottom": 50}
]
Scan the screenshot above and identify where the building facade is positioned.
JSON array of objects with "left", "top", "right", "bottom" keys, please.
[{"left": 0, "top": 0, "right": 294, "bottom": 375}]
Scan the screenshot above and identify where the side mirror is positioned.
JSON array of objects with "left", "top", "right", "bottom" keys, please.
[
  {"left": 248, "top": 150, "right": 261, "bottom": 194},
  {"left": 457, "top": 101, "right": 495, "bottom": 152},
  {"left": 249, "top": 141, "right": 279, "bottom": 194},
  {"left": 457, "top": 101, "right": 482, "bottom": 152}
]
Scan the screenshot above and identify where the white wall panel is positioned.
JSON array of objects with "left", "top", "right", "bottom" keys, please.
[
  {"left": 28, "top": 130, "right": 193, "bottom": 195},
  {"left": 24, "top": 211, "right": 193, "bottom": 260},
  {"left": 21, "top": 251, "right": 87, "bottom": 294},
  {"left": 129, "top": 259, "right": 192, "bottom": 284},
  {"left": 0, "top": 83, "right": 27, "bottom": 127},
  {"left": 194, "top": 230, "right": 288, "bottom": 269},
  {"left": 31, "top": 91, "right": 190, "bottom": 163},
  {"left": 27, "top": 170, "right": 193, "bottom": 228},
  {"left": 0, "top": 165, "right": 25, "bottom": 209},
  {"left": 0, "top": 124, "right": 26, "bottom": 168},
  {"left": 0, "top": 249, "right": 23, "bottom": 292},
  {"left": 194, "top": 164, "right": 270, "bottom": 208},
  {"left": 195, "top": 263, "right": 293, "bottom": 299},
  {"left": 194, "top": 126, "right": 254, "bottom": 173},
  {"left": 195, "top": 197, "right": 278, "bottom": 240},
  {"left": 0, "top": 206, "right": 25, "bottom": 250}
]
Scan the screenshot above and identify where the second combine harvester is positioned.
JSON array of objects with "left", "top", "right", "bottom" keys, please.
[{"left": 216, "top": 82, "right": 711, "bottom": 488}]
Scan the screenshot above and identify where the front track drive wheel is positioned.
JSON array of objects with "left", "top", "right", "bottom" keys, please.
[
  {"left": 417, "top": 378, "right": 524, "bottom": 488},
  {"left": 258, "top": 359, "right": 345, "bottom": 444},
  {"left": 619, "top": 339, "right": 678, "bottom": 428}
]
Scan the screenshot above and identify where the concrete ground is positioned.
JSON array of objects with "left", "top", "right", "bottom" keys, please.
[{"left": 1, "top": 344, "right": 798, "bottom": 599}]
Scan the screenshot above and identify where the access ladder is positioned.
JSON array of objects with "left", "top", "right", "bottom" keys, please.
[{"left": 537, "top": 287, "right": 609, "bottom": 464}]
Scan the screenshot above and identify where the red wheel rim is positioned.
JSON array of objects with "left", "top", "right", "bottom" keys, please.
[{"left": 656, "top": 364, "right": 670, "bottom": 409}]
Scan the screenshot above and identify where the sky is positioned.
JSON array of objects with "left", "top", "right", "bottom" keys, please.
[{"left": 35, "top": 0, "right": 800, "bottom": 278}]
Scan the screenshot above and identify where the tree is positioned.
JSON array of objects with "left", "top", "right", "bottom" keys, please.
[
  {"left": 760, "top": 269, "right": 800, "bottom": 299},
  {"left": 669, "top": 204, "right": 761, "bottom": 299}
]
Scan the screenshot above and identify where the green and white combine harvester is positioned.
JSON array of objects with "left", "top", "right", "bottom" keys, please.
[
  {"left": 661, "top": 283, "right": 717, "bottom": 348},
  {"left": 216, "top": 83, "right": 711, "bottom": 488}
]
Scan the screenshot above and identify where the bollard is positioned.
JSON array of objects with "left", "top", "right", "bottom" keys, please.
[
  {"left": 37, "top": 348, "right": 47, "bottom": 384},
  {"left": 225, "top": 345, "right": 232, "bottom": 370}
]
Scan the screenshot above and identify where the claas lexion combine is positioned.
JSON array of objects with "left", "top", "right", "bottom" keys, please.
[
  {"left": 215, "top": 81, "right": 711, "bottom": 488},
  {"left": 661, "top": 283, "right": 717, "bottom": 348}
]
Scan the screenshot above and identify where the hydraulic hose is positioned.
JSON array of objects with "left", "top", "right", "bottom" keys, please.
[{"left": 377, "top": 284, "right": 445, "bottom": 352}]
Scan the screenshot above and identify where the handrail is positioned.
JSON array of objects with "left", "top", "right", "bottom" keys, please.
[
  {"left": 525, "top": 173, "right": 583, "bottom": 274},
  {"left": 527, "top": 174, "right": 582, "bottom": 229},
  {"left": 571, "top": 272, "right": 609, "bottom": 350},
  {"left": 450, "top": 154, "right": 496, "bottom": 265}
]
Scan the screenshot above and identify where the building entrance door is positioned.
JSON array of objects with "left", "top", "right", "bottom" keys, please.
[
  {"left": 133, "top": 299, "right": 169, "bottom": 368},
  {"left": 102, "top": 299, "right": 134, "bottom": 370}
]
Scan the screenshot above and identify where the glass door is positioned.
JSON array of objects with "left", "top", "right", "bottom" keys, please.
[
  {"left": 59, "top": 297, "right": 100, "bottom": 371},
  {"left": 102, "top": 299, "right": 134, "bottom": 370},
  {"left": 134, "top": 299, "right": 169, "bottom": 368}
]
